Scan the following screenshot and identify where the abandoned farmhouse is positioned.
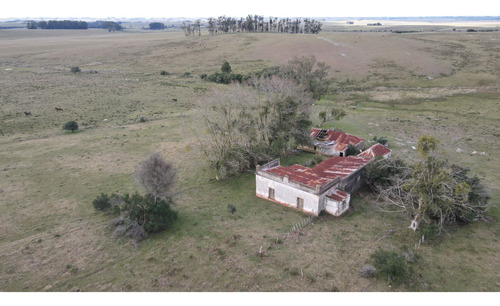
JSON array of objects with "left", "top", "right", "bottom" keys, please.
[{"left": 256, "top": 129, "right": 391, "bottom": 217}]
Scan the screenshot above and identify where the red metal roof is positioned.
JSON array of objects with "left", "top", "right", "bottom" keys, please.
[
  {"left": 313, "top": 156, "right": 373, "bottom": 179},
  {"left": 326, "top": 188, "right": 349, "bottom": 202},
  {"left": 359, "top": 143, "right": 391, "bottom": 158},
  {"left": 266, "top": 164, "right": 333, "bottom": 188},
  {"left": 311, "top": 128, "right": 364, "bottom": 151}
]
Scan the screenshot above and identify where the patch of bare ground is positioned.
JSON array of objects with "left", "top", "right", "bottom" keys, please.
[
  {"left": 249, "top": 32, "right": 451, "bottom": 78},
  {"left": 368, "top": 87, "right": 477, "bottom": 102}
]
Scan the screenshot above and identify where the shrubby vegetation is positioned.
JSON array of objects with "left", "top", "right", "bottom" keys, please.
[
  {"left": 92, "top": 153, "right": 178, "bottom": 244},
  {"left": 253, "top": 56, "right": 331, "bottom": 99},
  {"left": 370, "top": 249, "right": 412, "bottom": 286},
  {"left": 200, "top": 56, "right": 335, "bottom": 180},
  {"left": 372, "top": 136, "right": 388, "bottom": 145},
  {"left": 203, "top": 61, "right": 247, "bottom": 84},
  {"left": 366, "top": 135, "right": 489, "bottom": 234},
  {"left": 122, "top": 193, "right": 178, "bottom": 233},
  {"left": 92, "top": 193, "right": 111, "bottom": 212},
  {"left": 63, "top": 121, "right": 78, "bottom": 133},
  {"left": 200, "top": 76, "right": 313, "bottom": 180},
  {"left": 319, "top": 108, "right": 346, "bottom": 127},
  {"left": 205, "top": 56, "right": 331, "bottom": 99},
  {"left": 88, "top": 21, "right": 123, "bottom": 31}
]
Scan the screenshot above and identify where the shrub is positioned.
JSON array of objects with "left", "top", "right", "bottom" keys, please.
[
  {"left": 221, "top": 61, "right": 232, "bottom": 73},
  {"left": 70, "top": 66, "right": 81, "bottom": 73},
  {"left": 122, "top": 193, "right": 178, "bottom": 233},
  {"left": 371, "top": 249, "right": 411, "bottom": 285},
  {"left": 200, "top": 73, "right": 207, "bottom": 79},
  {"left": 372, "top": 136, "right": 388, "bottom": 145},
  {"left": 93, "top": 193, "right": 111, "bottom": 211},
  {"left": 182, "top": 72, "right": 191, "bottom": 78},
  {"left": 63, "top": 121, "right": 79, "bottom": 133},
  {"left": 345, "top": 144, "right": 358, "bottom": 157},
  {"left": 227, "top": 204, "right": 237, "bottom": 214},
  {"left": 160, "top": 70, "right": 170, "bottom": 76},
  {"left": 139, "top": 116, "right": 148, "bottom": 123}
]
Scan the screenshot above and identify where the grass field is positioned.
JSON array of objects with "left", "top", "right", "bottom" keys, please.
[{"left": 0, "top": 24, "right": 499, "bottom": 292}]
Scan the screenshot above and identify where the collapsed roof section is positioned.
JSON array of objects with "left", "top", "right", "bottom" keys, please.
[{"left": 310, "top": 128, "right": 364, "bottom": 152}]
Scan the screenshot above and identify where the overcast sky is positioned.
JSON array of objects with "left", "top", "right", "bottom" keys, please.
[{"left": 2, "top": 0, "right": 499, "bottom": 19}]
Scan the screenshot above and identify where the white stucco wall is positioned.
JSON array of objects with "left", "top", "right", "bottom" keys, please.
[
  {"left": 256, "top": 174, "right": 321, "bottom": 215},
  {"left": 324, "top": 193, "right": 351, "bottom": 216}
]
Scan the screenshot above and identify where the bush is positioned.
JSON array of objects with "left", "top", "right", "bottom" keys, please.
[
  {"left": 200, "top": 73, "right": 207, "bottom": 79},
  {"left": 221, "top": 61, "right": 232, "bottom": 73},
  {"left": 122, "top": 193, "right": 178, "bottom": 233},
  {"left": 371, "top": 249, "right": 411, "bottom": 285},
  {"left": 160, "top": 70, "right": 169, "bottom": 76},
  {"left": 70, "top": 66, "right": 81, "bottom": 73},
  {"left": 227, "top": 204, "right": 237, "bottom": 214},
  {"left": 372, "top": 136, "right": 388, "bottom": 145},
  {"left": 93, "top": 193, "right": 111, "bottom": 211},
  {"left": 345, "top": 144, "right": 358, "bottom": 157},
  {"left": 139, "top": 116, "right": 148, "bottom": 123},
  {"left": 63, "top": 121, "right": 79, "bottom": 133}
]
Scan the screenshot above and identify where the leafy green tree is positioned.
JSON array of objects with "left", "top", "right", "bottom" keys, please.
[
  {"left": 281, "top": 56, "right": 331, "bottom": 99},
  {"left": 63, "top": 121, "right": 78, "bottom": 133}
]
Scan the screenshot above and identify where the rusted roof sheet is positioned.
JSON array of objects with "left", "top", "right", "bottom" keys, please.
[
  {"left": 311, "top": 128, "right": 364, "bottom": 151},
  {"left": 359, "top": 143, "right": 392, "bottom": 158},
  {"left": 266, "top": 164, "right": 333, "bottom": 188},
  {"left": 326, "top": 188, "right": 349, "bottom": 202},
  {"left": 313, "top": 156, "right": 373, "bottom": 179}
]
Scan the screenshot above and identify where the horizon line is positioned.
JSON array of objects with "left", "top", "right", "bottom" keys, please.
[{"left": 2, "top": 15, "right": 500, "bottom": 20}]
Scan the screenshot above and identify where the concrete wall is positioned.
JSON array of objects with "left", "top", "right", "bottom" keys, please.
[
  {"left": 338, "top": 169, "right": 366, "bottom": 194},
  {"left": 324, "top": 194, "right": 351, "bottom": 216},
  {"left": 256, "top": 174, "right": 322, "bottom": 215}
]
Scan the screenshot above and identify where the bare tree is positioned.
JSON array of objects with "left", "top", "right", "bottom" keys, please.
[{"left": 135, "top": 152, "right": 176, "bottom": 202}]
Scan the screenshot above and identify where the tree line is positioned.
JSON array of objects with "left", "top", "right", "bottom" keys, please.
[
  {"left": 27, "top": 20, "right": 123, "bottom": 31},
  {"left": 88, "top": 21, "right": 123, "bottom": 31},
  {"left": 27, "top": 20, "right": 88, "bottom": 30},
  {"left": 206, "top": 15, "right": 322, "bottom": 35}
]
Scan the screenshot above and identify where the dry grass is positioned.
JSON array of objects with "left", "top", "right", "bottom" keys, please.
[{"left": 0, "top": 26, "right": 499, "bottom": 292}]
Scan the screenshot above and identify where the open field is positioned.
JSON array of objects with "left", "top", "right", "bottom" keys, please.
[{"left": 0, "top": 25, "right": 499, "bottom": 291}]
